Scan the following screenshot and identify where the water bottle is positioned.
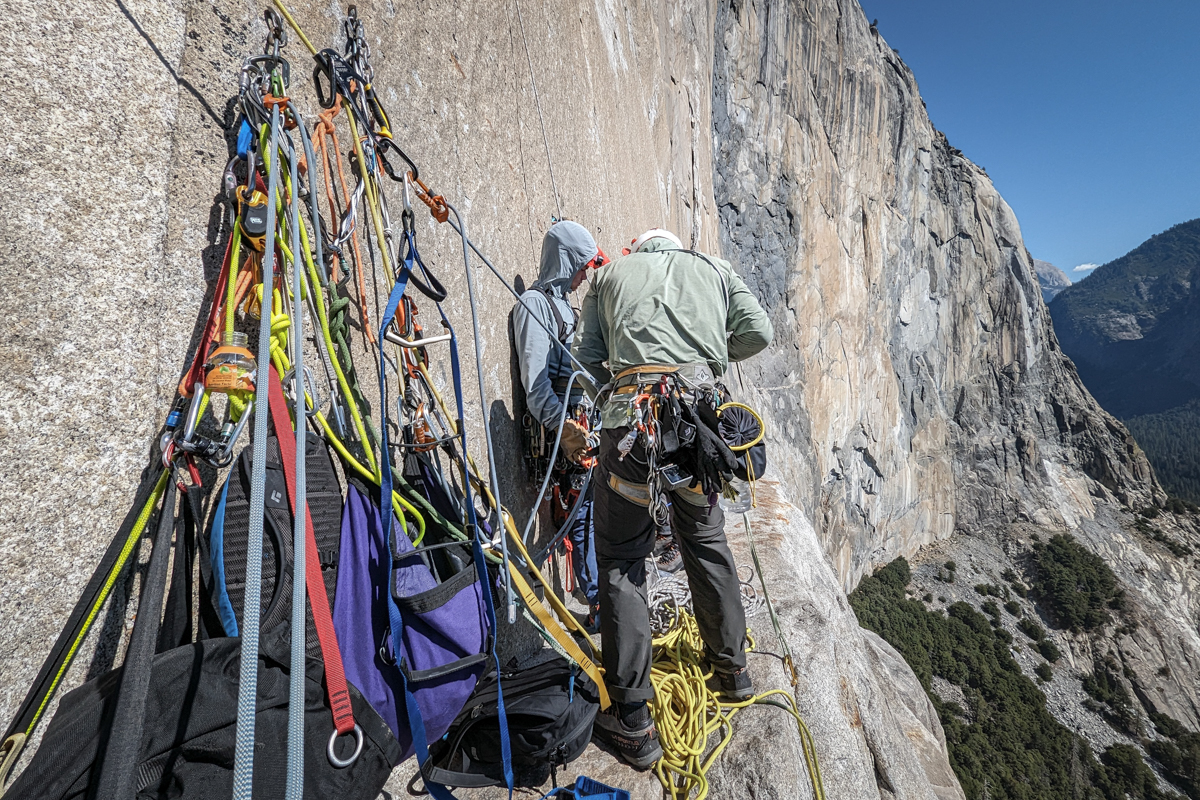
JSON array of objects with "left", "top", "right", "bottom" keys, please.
[
  {"left": 205, "top": 331, "right": 257, "bottom": 394},
  {"left": 719, "top": 478, "right": 753, "bottom": 513}
]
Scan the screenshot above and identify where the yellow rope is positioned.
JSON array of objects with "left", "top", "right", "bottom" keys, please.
[
  {"left": 253, "top": 278, "right": 426, "bottom": 541},
  {"left": 650, "top": 611, "right": 825, "bottom": 800},
  {"left": 247, "top": 125, "right": 419, "bottom": 537},
  {"left": 224, "top": 224, "right": 243, "bottom": 339},
  {"left": 271, "top": 0, "right": 317, "bottom": 56},
  {"left": 257, "top": 115, "right": 381, "bottom": 477}
]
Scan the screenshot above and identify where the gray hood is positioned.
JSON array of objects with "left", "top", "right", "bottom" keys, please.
[{"left": 534, "top": 220, "right": 597, "bottom": 298}]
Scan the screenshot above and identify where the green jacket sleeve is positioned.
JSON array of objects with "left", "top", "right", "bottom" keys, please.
[
  {"left": 572, "top": 282, "right": 612, "bottom": 387},
  {"left": 725, "top": 269, "right": 774, "bottom": 362}
]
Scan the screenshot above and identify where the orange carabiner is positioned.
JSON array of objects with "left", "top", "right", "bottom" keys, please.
[{"left": 408, "top": 171, "right": 450, "bottom": 223}]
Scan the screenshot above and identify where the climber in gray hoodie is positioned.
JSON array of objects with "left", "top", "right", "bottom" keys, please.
[{"left": 511, "top": 220, "right": 609, "bottom": 628}]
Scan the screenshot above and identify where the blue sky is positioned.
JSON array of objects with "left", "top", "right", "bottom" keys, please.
[{"left": 858, "top": 0, "right": 1200, "bottom": 277}]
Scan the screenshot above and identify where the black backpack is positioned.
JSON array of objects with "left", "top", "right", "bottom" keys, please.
[
  {"left": 210, "top": 432, "right": 342, "bottom": 654},
  {"left": 4, "top": 477, "right": 399, "bottom": 800},
  {"left": 420, "top": 657, "right": 600, "bottom": 788},
  {"left": 6, "top": 627, "right": 401, "bottom": 800}
]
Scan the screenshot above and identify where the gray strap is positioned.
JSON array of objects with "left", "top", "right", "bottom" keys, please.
[
  {"left": 535, "top": 288, "right": 574, "bottom": 342},
  {"left": 93, "top": 480, "right": 178, "bottom": 800},
  {"left": 285, "top": 122, "right": 308, "bottom": 800},
  {"left": 232, "top": 103, "right": 281, "bottom": 800},
  {"left": 447, "top": 201, "right": 517, "bottom": 623}
]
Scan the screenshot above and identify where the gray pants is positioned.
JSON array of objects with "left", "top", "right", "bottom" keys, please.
[{"left": 593, "top": 428, "right": 747, "bottom": 703}]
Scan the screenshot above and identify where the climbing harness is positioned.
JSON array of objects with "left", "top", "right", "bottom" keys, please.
[
  {"left": 598, "top": 375, "right": 823, "bottom": 799},
  {"left": 647, "top": 397, "right": 822, "bottom": 799},
  {"left": 519, "top": 372, "right": 593, "bottom": 546}
]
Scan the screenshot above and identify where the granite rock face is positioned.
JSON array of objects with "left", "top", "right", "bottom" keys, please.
[
  {"left": 710, "top": 0, "right": 1159, "bottom": 589},
  {"left": 1, "top": 0, "right": 1187, "bottom": 796},
  {"left": 709, "top": 1, "right": 1198, "bottom": 760},
  {"left": 0, "top": 1, "right": 964, "bottom": 796}
]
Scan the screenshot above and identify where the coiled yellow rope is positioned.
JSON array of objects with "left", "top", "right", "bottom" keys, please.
[
  {"left": 650, "top": 607, "right": 825, "bottom": 800},
  {"left": 715, "top": 401, "right": 764, "bottom": 451}
]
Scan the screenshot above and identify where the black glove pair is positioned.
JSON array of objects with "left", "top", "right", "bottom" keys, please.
[{"left": 679, "top": 400, "right": 737, "bottom": 496}]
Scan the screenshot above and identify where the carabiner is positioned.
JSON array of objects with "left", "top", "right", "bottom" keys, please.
[
  {"left": 282, "top": 365, "right": 322, "bottom": 418},
  {"left": 402, "top": 170, "right": 415, "bottom": 215},
  {"left": 400, "top": 173, "right": 417, "bottom": 234}
]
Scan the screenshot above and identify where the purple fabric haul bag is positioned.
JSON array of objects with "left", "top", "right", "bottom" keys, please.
[{"left": 333, "top": 479, "right": 488, "bottom": 761}]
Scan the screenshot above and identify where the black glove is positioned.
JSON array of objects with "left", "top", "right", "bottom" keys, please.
[
  {"left": 696, "top": 394, "right": 722, "bottom": 432},
  {"left": 658, "top": 393, "right": 696, "bottom": 457},
  {"left": 680, "top": 401, "right": 738, "bottom": 495}
]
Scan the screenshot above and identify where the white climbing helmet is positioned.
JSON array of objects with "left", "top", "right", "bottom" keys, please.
[{"left": 629, "top": 228, "right": 683, "bottom": 253}]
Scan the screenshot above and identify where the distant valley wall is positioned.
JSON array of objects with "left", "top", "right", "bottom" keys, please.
[{"left": 1049, "top": 218, "right": 1200, "bottom": 419}]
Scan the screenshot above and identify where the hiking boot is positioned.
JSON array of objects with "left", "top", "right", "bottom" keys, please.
[
  {"left": 592, "top": 702, "right": 663, "bottom": 770},
  {"left": 655, "top": 540, "right": 683, "bottom": 574},
  {"left": 715, "top": 666, "right": 754, "bottom": 701}
]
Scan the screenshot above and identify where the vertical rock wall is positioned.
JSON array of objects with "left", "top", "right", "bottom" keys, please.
[
  {"left": 0, "top": 0, "right": 721, "bottom": 774},
  {"left": 4, "top": 0, "right": 1176, "bottom": 793},
  {"left": 711, "top": 0, "right": 1158, "bottom": 589}
]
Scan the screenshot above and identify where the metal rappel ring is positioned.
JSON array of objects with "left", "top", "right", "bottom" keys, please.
[{"left": 327, "top": 724, "right": 364, "bottom": 768}]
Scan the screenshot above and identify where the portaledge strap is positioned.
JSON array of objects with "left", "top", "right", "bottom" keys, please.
[
  {"left": 505, "top": 561, "right": 609, "bottom": 709},
  {"left": 267, "top": 367, "right": 356, "bottom": 735}
]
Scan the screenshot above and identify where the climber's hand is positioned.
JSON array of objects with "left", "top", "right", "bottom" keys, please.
[{"left": 560, "top": 419, "right": 590, "bottom": 464}]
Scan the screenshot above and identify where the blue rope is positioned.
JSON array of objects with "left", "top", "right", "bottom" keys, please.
[{"left": 285, "top": 123, "right": 308, "bottom": 800}]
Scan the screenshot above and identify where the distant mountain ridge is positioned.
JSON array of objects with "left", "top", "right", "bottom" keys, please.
[
  {"left": 1049, "top": 218, "right": 1200, "bottom": 418},
  {"left": 1034, "top": 258, "right": 1071, "bottom": 302}
]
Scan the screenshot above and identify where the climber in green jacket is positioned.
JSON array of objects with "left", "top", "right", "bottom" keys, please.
[{"left": 573, "top": 228, "right": 774, "bottom": 769}]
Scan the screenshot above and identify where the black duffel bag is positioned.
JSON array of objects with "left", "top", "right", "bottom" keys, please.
[
  {"left": 6, "top": 625, "right": 401, "bottom": 800},
  {"left": 419, "top": 656, "right": 600, "bottom": 789}
]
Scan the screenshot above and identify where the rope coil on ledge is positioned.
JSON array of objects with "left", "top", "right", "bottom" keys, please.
[{"left": 648, "top": 604, "right": 826, "bottom": 800}]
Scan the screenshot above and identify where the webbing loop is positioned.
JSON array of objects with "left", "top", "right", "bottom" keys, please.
[
  {"left": 0, "top": 733, "right": 25, "bottom": 792},
  {"left": 230, "top": 99, "right": 282, "bottom": 800},
  {"left": 327, "top": 724, "right": 364, "bottom": 769}
]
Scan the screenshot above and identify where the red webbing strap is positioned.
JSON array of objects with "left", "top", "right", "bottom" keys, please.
[
  {"left": 267, "top": 367, "right": 356, "bottom": 734},
  {"left": 181, "top": 235, "right": 234, "bottom": 397}
]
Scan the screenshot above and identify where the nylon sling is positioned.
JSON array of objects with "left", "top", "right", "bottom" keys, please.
[
  {"left": 284, "top": 118, "right": 309, "bottom": 800},
  {"left": 92, "top": 479, "right": 179, "bottom": 800},
  {"left": 231, "top": 102, "right": 282, "bottom": 800},
  {"left": 0, "top": 466, "right": 169, "bottom": 794}
]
